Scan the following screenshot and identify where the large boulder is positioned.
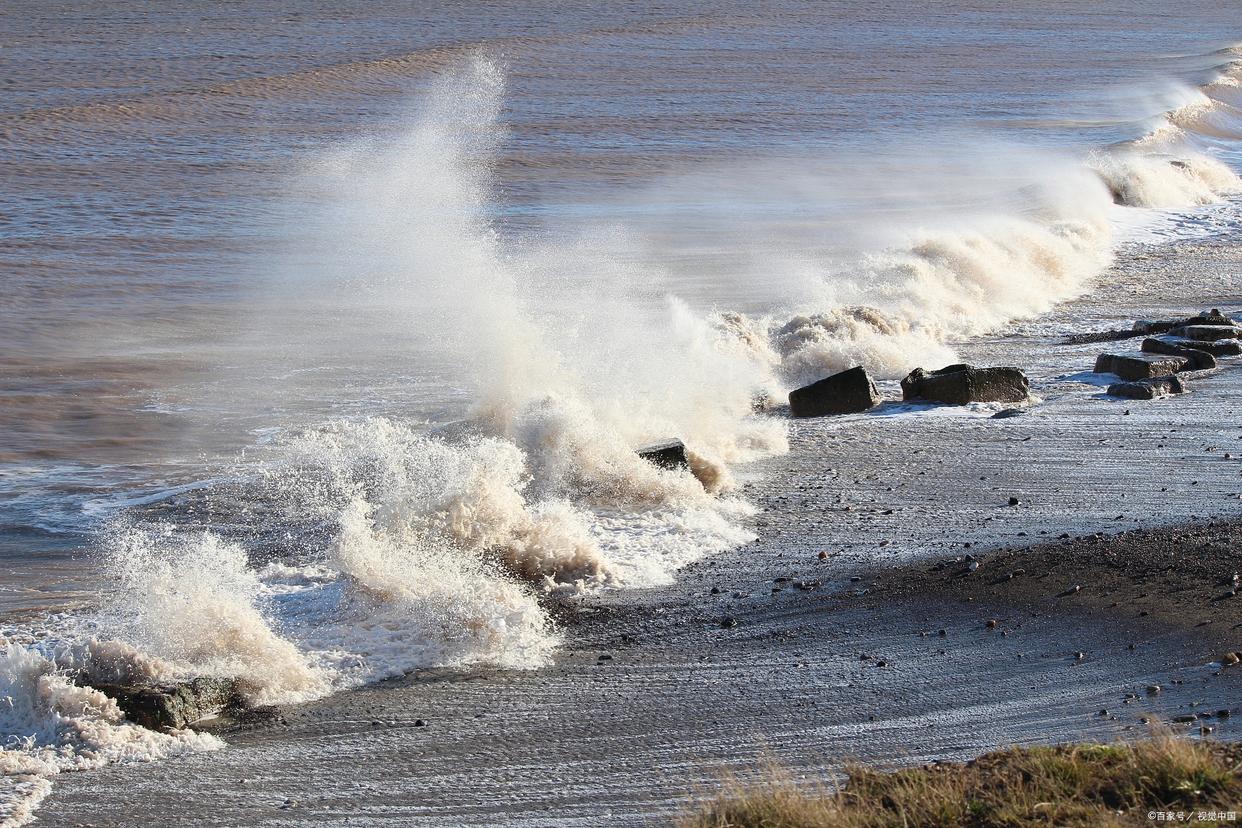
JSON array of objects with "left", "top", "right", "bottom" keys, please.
[
  {"left": 1168, "top": 324, "right": 1242, "bottom": 342},
  {"left": 788, "top": 366, "right": 882, "bottom": 417},
  {"left": 1094, "top": 352, "right": 1189, "bottom": 381},
  {"left": 636, "top": 439, "right": 689, "bottom": 471},
  {"left": 1107, "top": 375, "right": 1189, "bottom": 399},
  {"left": 900, "top": 364, "right": 1029, "bottom": 405},
  {"left": 89, "top": 677, "right": 239, "bottom": 731},
  {"left": 1141, "top": 337, "right": 1217, "bottom": 370},
  {"left": 1152, "top": 336, "right": 1242, "bottom": 358}
]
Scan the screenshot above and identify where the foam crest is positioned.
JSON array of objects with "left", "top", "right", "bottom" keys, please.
[
  {"left": 96, "top": 526, "right": 332, "bottom": 705},
  {"left": 1091, "top": 151, "right": 1241, "bottom": 207}
]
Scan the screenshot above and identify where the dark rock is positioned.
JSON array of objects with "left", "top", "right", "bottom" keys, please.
[
  {"left": 89, "top": 677, "right": 239, "bottom": 731},
  {"left": 1132, "top": 319, "right": 1180, "bottom": 335},
  {"left": 1008, "top": 496, "right": 1020, "bottom": 506},
  {"left": 1173, "top": 714, "right": 1198, "bottom": 724},
  {"left": 900, "top": 364, "right": 1029, "bottom": 405},
  {"left": 636, "top": 439, "right": 689, "bottom": 471},
  {"left": 1154, "top": 336, "right": 1242, "bottom": 357},
  {"left": 1141, "top": 337, "right": 1217, "bottom": 370},
  {"left": 991, "top": 408, "right": 1025, "bottom": 419},
  {"left": 1169, "top": 324, "right": 1242, "bottom": 342},
  {"left": 1093, "top": 352, "right": 1189, "bottom": 381},
  {"left": 720, "top": 617, "right": 737, "bottom": 629},
  {"left": 1062, "top": 329, "right": 1142, "bottom": 345},
  {"left": 788, "top": 366, "right": 882, "bottom": 417},
  {"left": 1222, "top": 651, "right": 1241, "bottom": 667},
  {"left": 1182, "top": 309, "right": 1240, "bottom": 327},
  {"left": 1107, "top": 375, "right": 1189, "bottom": 400}
]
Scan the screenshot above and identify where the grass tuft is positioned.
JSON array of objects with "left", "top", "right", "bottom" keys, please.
[{"left": 680, "top": 731, "right": 1242, "bottom": 827}]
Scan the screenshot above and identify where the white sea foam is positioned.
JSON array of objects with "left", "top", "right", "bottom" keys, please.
[{"left": 0, "top": 642, "right": 221, "bottom": 828}]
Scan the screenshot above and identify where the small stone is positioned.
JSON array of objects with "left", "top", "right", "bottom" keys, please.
[
  {"left": 414, "top": 719, "right": 426, "bottom": 727},
  {"left": 1008, "top": 496, "right": 1020, "bottom": 506},
  {"left": 1074, "top": 651, "right": 1086, "bottom": 661},
  {"left": 1146, "top": 685, "right": 1162, "bottom": 695},
  {"left": 986, "top": 619, "right": 998, "bottom": 629},
  {"left": 817, "top": 551, "right": 829, "bottom": 560},
  {"left": 1222, "top": 652, "right": 1240, "bottom": 667},
  {"left": 720, "top": 617, "right": 737, "bottom": 629}
]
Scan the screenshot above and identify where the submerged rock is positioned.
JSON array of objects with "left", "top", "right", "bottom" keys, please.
[
  {"left": 788, "top": 366, "right": 882, "bottom": 417},
  {"left": 1107, "top": 375, "right": 1189, "bottom": 400},
  {"left": 901, "top": 364, "right": 1028, "bottom": 405},
  {"left": 1094, "top": 352, "right": 1189, "bottom": 381},
  {"left": 1141, "top": 337, "right": 1217, "bottom": 370},
  {"left": 90, "top": 677, "right": 240, "bottom": 731},
  {"left": 636, "top": 439, "right": 689, "bottom": 471}
]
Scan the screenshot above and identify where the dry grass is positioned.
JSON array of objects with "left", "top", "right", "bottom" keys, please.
[{"left": 680, "top": 731, "right": 1242, "bottom": 827}]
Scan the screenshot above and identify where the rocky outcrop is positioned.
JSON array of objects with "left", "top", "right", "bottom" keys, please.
[
  {"left": 1107, "top": 375, "right": 1189, "bottom": 400},
  {"left": 900, "top": 364, "right": 1029, "bottom": 405},
  {"left": 1141, "top": 337, "right": 1217, "bottom": 370},
  {"left": 636, "top": 439, "right": 690, "bottom": 471},
  {"left": 1093, "top": 352, "right": 1189, "bottom": 381},
  {"left": 90, "top": 677, "right": 240, "bottom": 731},
  {"left": 788, "top": 366, "right": 882, "bottom": 417}
]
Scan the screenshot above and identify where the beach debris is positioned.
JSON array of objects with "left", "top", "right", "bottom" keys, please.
[
  {"left": 1094, "top": 352, "right": 1189, "bottom": 381},
  {"left": 788, "top": 365, "right": 882, "bottom": 417},
  {"left": 1141, "top": 337, "right": 1217, "bottom": 370},
  {"left": 1106, "top": 375, "right": 1189, "bottom": 400},
  {"left": 87, "top": 677, "right": 240, "bottom": 732},
  {"left": 900, "top": 364, "right": 1029, "bottom": 405},
  {"left": 636, "top": 439, "right": 689, "bottom": 471}
]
